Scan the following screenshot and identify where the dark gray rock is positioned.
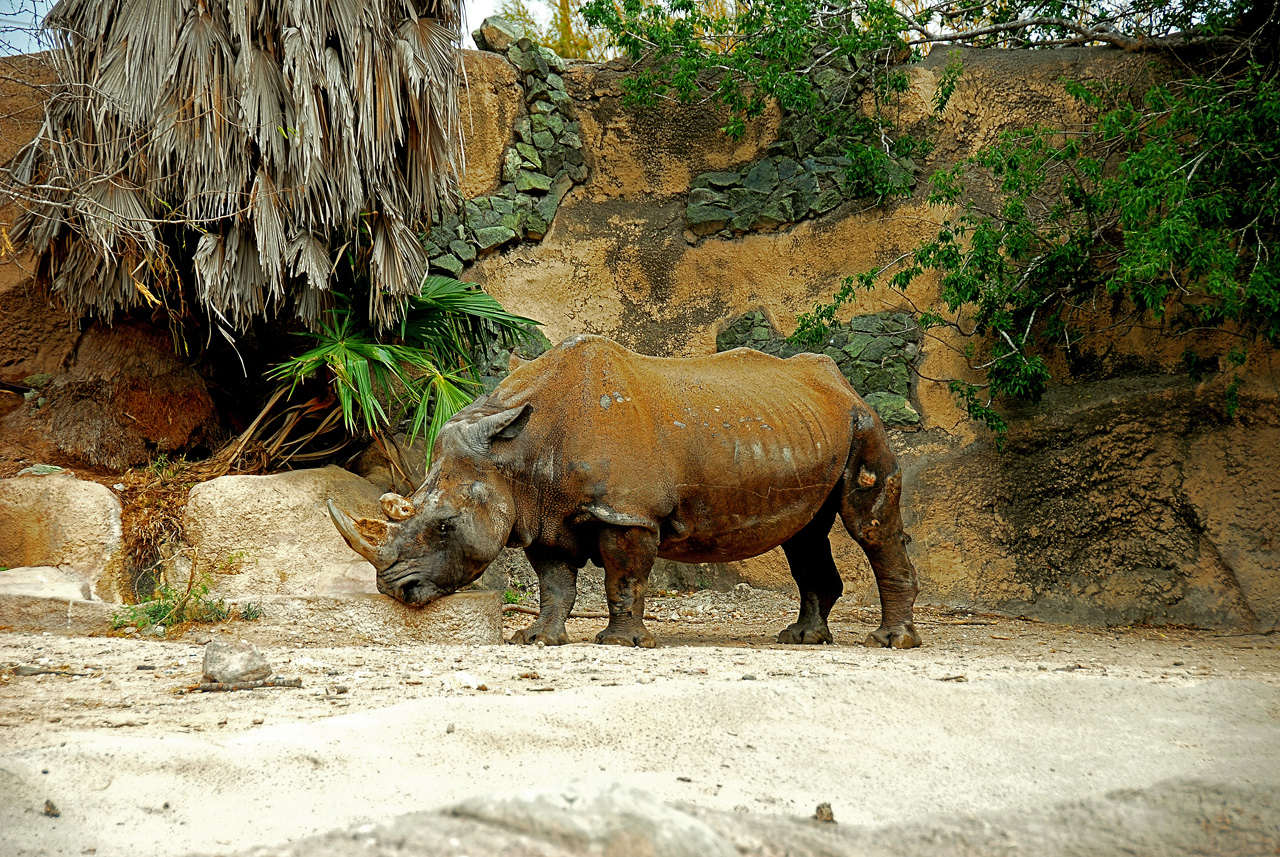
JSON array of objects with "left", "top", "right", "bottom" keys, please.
[
  {"left": 473, "top": 226, "right": 517, "bottom": 251},
  {"left": 685, "top": 203, "right": 732, "bottom": 235},
  {"left": 693, "top": 171, "right": 742, "bottom": 189},
  {"left": 449, "top": 240, "right": 477, "bottom": 263},
  {"left": 536, "top": 46, "right": 567, "bottom": 73},
  {"left": 743, "top": 158, "right": 779, "bottom": 192},
  {"left": 431, "top": 253, "right": 464, "bottom": 276},
  {"left": 515, "top": 142, "right": 541, "bottom": 169},
  {"left": 688, "top": 187, "right": 728, "bottom": 207},
  {"left": 514, "top": 117, "right": 533, "bottom": 146},
  {"left": 864, "top": 391, "right": 921, "bottom": 426},
  {"left": 811, "top": 187, "right": 844, "bottom": 214},
  {"left": 515, "top": 170, "right": 552, "bottom": 193},
  {"left": 549, "top": 89, "right": 575, "bottom": 114},
  {"left": 474, "top": 16, "right": 524, "bottom": 53},
  {"left": 525, "top": 213, "right": 548, "bottom": 239}
]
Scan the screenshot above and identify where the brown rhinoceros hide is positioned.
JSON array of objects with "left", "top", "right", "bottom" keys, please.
[{"left": 330, "top": 334, "right": 921, "bottom": 648}]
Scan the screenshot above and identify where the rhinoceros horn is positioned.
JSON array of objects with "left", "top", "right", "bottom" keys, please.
[{"left": 327, "top": 499, "right": 398, "bottom": 570}]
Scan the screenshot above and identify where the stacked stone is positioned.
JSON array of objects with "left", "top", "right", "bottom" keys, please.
[
  {"left": 425, "top": 19, "right": 587, "bottom": 277},
  {"left": 685, "top": 58, "right": 916, "bottom": 240},
  {"left": 716, "top": 310, "right": 922, "bottom": 427},
  {"left": 685, "top": 155, "right": 851, "bottom": 238}
]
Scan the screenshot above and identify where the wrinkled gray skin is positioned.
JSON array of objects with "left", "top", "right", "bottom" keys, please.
[{"left": 330, "top": 335, "right": 921, "bottom": 649}]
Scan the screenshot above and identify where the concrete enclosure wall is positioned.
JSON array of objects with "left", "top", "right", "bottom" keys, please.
[
  {"left": 1, "top": 45, "right": 1275, "bottom": 629},
  {"left": 447, "top": 44, "right": 1279, "bottom": 630}
]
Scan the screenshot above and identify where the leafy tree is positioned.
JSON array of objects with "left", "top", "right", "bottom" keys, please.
[{"left": 586, "top": 0, "right": 1278, "bottom": 441}]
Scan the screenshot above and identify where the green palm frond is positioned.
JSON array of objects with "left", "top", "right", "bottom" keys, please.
[
  {"left": 267, "top": 276, "right": 541, "bottom": 463},
  {"left": 401, "top": 275, "right": 542, "bottom": 367}
]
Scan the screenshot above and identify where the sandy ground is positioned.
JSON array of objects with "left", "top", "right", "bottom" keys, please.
[{"left": 1, "top": 590, "right": 1278, "bottom": 856}]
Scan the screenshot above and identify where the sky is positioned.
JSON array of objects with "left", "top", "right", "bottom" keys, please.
[{"left": 0, "top": 0, "right": 536, "bottom": 56}]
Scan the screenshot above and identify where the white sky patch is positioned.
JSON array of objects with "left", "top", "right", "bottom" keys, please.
[{"left": 0, "top": 0, "right": 543, "bottom": 55}]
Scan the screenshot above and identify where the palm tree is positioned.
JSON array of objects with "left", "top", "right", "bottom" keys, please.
[{"left": 6, "top": 0, "right": 464, "bottom": 330}]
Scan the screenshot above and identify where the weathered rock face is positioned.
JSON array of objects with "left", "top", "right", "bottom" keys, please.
[
  {"left": 904, "top": 377, "right": 1279, "bottom": 629},
  {"left": 180, "top": 466, "right": 384, "bottom": 599},
  {"left": 0, "top": 471, "right": 125, "bottom": 601},
  {"left": 0, "top": 320, "right": 221, "bottom": 470},
  {"left": 2, "top": 44, "right": 1275, "bottom": 630}
]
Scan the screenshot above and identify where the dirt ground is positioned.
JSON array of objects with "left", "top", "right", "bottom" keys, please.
[{"left": 2, "top": 589, "right": 1279, "bottom": 856}]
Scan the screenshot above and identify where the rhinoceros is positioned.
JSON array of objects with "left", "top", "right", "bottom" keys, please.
[{"left": 328, "top": 334, "right": 921, "bottom": 648}]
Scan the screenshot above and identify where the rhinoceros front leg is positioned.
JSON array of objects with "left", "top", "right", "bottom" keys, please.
[
  {"left": 596, "top": 527, "right": 658, "bottom": 648},
  {"left": 508, "top": 547, "right": 578, "bottom": 646}
]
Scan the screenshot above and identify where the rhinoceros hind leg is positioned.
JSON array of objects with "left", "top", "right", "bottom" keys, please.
[
  {"left": 509, "top": 625, "right": 571, "bottom": 646},
  {"left": 508, "top": 549, "right": 577, "bottom": 646},
  {"left": 777, "top": 623, "right": 834, "bottom": 645},
  {"left": 777, "top": 492, "right": 842, "bottom": 645},
  {"left": 596, "top": 527, "right": 658, "bottom": 648}
]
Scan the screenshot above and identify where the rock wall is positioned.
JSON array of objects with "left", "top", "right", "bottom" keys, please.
[
  {"left": 1, "top": 43, "right": 1275, "bottom": 629},
  {"left": 447, "top": 42, "right": 1278, "bottom": 630}
]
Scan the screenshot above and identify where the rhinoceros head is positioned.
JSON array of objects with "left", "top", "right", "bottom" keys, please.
[{"left": 327, "top": 404, "right": 530, "bottom": 606}]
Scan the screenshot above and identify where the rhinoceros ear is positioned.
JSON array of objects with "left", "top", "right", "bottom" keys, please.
[
  {"left": 508, "top": 353, "right": 527, "bottom": 372},
  {"left": 327, "top": 499, "right": 399, "bottom": 570},
  {"left": 465, "top": 403, "right": 531, "bottom": 449}
]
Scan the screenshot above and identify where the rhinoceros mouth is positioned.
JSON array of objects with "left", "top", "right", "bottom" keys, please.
[{"left": 377, "top": 569, "right": 446, "bottom": 607}]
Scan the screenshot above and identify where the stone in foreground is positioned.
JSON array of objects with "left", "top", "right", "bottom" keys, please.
[
  {"left": 226, "top": 591, "right": 502, "bottom": 646},
  {"left": 202, "top": 639, "right": 273, "bottom": 684}
]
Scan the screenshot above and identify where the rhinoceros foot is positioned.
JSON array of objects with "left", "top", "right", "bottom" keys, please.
[
  {"left": 864, "top": 622, "right": 922, "bottom": 649},
  {"left": 595, "top": 619, "right": 656, "bottom": 648},
  {"left": 776, "top": 623, "right": 834, "bottom": 645},
  {"left": 508, "top": 626, "right": 570, "bottom": 646}
]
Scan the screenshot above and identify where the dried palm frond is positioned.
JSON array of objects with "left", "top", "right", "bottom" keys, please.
[{"left": 5, "top": 0, "right": 463, "bottom": 330}]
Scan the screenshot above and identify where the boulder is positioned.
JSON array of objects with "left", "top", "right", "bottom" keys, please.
[
  {"left": 181, "top": 465, "right": 384, "bottom": 599},
  {"left": 202, "top": 639, "right": 273, "bottom": 683},
  {"left": 0, "top": 471, "right": 125, "bottom": 601},
  {"left": 0, "top": 591, "right": 115, "bottom": 635},
  {"left": 450, "top": 783, "right": 736, "bottom": 857},
  {"left": 221, "top": 591, "right": 503, "bottom": 645},
  {"left": 227, "top": 778, "right": 1280, "bottom": 857},
  {"left": 472, "top": 16, "right": 525, "bottom": 53},
  {"left": 0, "top": 566, "right": 92, "bottom": 600}
]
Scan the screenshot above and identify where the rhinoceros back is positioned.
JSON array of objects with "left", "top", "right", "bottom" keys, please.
[{"left": 491, "top": 335, "right": 865, "bottom": 561}]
